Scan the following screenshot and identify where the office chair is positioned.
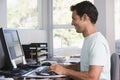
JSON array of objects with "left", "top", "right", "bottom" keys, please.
[{"left": 111, "top": 53, "right": 120, "bottom": 80}]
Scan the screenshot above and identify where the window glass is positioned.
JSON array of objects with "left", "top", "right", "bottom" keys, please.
[
  {"left": 53, "top": 0, "right": 94, "bottom": 51},
  {"left": 115, "top": 0, "right": 120, "bottom": 40},
  {"left": 53, "top": 0, "right": 94, "bottom": 25},
  {"left": 53, "top": 29, "right": 84, "bottom": 49},
  {"left": 7, "top": 0, "right": 38, "bottom": 29},
  {"left": 115, "top": 0, "right": 120, "bottom": 53}
]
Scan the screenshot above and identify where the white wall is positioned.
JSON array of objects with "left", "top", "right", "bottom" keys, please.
[
  {"left": 17, "top": 29, "right": 47, "bottom": 44},
  {"left": 95, "top": 0, "right": 115, "bottom": 54},
  {"left": 0, "top": 0, "right": 7, "bottom": 28}
]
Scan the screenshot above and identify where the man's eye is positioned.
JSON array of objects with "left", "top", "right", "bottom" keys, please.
[{"left": 73, "top": 18, "right": 76, "bottom": 20}]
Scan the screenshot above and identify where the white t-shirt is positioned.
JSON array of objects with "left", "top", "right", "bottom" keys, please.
[{"left": 80, "top": 32, "right": 111, "bottom": 80}]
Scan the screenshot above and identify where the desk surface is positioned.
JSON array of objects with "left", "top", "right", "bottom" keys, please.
[{"left": 22, "top": 67, "right": 66, "bottom": 79}]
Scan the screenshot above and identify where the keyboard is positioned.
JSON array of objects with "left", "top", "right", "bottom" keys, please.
[
  {"left": 0, "top": 68, "right": 33, "bottom": 77},
  {"left": 35, "top": 66, "right": 58, "bottom": 76},
  {"left": 17, "top": 63, "right": 41, "bottom": 69},
  {"left": 11, "top": 68, "right": 33, "bottom": 76},
  {"left": 0, "top": 70, "right": 14, "bottom": 77}
]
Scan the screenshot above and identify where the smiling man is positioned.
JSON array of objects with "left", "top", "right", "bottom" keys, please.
[{"left": 49, "top": 1, "right": 110, "bottom": 80}]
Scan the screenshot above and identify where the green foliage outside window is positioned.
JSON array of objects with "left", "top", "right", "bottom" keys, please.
[{"left": 7, "top": 0, "right": 38, "bottom": 29}]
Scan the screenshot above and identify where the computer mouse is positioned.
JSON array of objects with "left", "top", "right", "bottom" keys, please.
[
  {"left": 48, "top": 71, "right": 58, "bottom": 75},
  {"left": 41, "top": 62, "right": 51, "bottom": 66}
]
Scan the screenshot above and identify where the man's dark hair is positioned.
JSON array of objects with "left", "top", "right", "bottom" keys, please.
[{"left": 71, "top": 1, "right": 98, "bottom": 24}]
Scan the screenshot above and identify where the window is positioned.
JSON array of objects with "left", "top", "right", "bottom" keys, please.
[
  {"left": 115, "top": 0, "right": 120, "bottom": 40},
  {"left": 53, "top": 0, "right": 94, "bottom": 25},
  {"left": 115, "top": 0, "right": 120, "bottom": 53},
  {"left": 53, "top": 29, "right": 84, "bottom": 49},
  {"left": 53, "top": 0, "right": 94, "bottom": 54},
  {"left": 7, "top": 0, "right": 38, "bottom": 29}
]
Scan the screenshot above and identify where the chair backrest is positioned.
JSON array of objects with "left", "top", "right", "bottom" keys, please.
[{"left": 111, "top": 53, "right": 120, "bottom": 80}]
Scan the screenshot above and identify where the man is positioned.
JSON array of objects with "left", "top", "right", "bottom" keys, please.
[{"left": 49, "top": 1, "right": 110, "bottom": 80}]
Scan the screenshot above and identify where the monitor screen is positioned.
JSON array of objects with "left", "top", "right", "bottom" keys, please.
[
  {"left": 0, "top": 28, "right": 26, "bottom": 69},
  {"left": 4, "top": 30, "right": 23, "bottom": 58}
]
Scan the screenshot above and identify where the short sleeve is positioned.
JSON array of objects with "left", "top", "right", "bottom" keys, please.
[{"left": 89, "top": 41, "right": 107, "bottom": 66}]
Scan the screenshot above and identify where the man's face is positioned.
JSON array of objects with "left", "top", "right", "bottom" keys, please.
[{"left": 71, "top": 10, "right": 85, "bottom": 33}]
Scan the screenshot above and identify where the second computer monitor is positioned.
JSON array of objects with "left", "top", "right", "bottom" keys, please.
[{"left": 0, "top": 28, "right": 26, "bottom": 70}]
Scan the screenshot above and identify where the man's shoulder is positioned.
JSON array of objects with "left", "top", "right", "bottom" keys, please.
[{"left": 91, "top": 32, "right": 107, "bottom": 44}]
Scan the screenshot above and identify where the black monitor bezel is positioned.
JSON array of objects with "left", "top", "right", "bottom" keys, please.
[{"left": 0, "top": 28, "right": 26, "bottom": 70}]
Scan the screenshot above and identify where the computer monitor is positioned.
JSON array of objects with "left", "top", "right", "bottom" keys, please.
[
  {"left": 0, "top": 28, "right": 26, "bottom": 70},
  {"left": 0, "top": 39, "right": 5, "bottom": 70}
]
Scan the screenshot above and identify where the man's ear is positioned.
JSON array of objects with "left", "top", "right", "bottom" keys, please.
[{"left": 82, "top": 14, "right": 89, "bottom": 21}]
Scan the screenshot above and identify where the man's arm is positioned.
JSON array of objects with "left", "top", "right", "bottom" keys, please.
[
  {"left": 49, "top": 64, "right": 103, "bottom": 80},
  {"left": 64, "top": 63, "right": 80, "bottom": 71},
  {"left": 66, "top": 65, "right": 103, "bottom": 80}
]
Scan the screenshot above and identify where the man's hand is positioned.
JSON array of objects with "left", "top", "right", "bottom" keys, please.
[{"left": 49, "top": 64, "right": 68, "bottom": 75}]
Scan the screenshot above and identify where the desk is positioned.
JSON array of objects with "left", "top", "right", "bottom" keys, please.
[
  {"left": 0, "top": 76, "right": 14, "bottom": 80},
  {"left": 22, "top": 67, "right": 67, "bottom": 80}
]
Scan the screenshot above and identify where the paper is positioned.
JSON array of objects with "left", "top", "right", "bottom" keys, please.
[{"left": 65, "top": 58, "right": 80, "bottom": 63}]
